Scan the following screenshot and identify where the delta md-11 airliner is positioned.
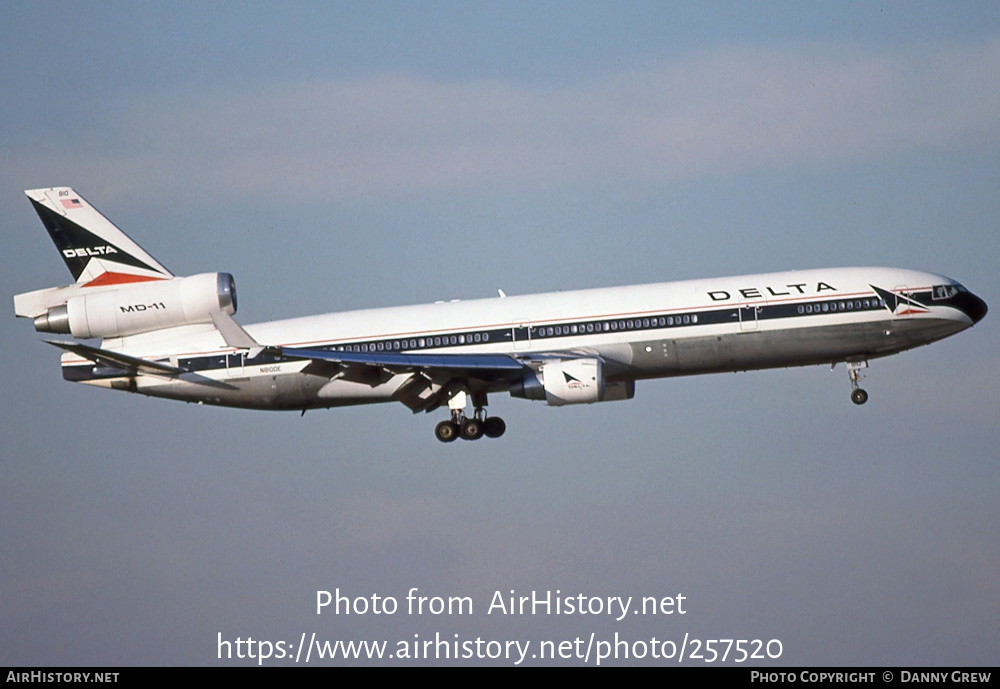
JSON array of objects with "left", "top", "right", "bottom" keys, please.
[{"left": 14, "top": 188, "right": 987, "bottom": 442}]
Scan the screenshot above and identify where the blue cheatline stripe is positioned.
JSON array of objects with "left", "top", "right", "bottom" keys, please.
[{"left": 61, "top": 292, "right": 909, "bottom": 380}]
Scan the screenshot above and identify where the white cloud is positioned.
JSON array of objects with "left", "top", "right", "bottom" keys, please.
[{"left": 10, "top": 37, "right": 1000, "bottom": 203}]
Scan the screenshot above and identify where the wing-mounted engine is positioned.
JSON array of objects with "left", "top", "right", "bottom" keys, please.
[
  {"left": 509, "top": 357, "right": 635, "bottom": 406},
  {"left": 29, "top": 272, "right": 238, "bottom": 339}
]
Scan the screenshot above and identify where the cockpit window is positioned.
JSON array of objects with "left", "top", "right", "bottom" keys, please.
[{"left": 932, "top": 285, "right": 960, "bottom": 300}]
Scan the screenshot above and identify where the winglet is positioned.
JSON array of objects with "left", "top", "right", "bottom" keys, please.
[{"left": 209, "top": 310, "right": 265, "bottom": 359}]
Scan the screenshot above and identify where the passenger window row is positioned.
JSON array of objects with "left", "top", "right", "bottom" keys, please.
[
  {"left": 532, "top": 314, "right": 696, "bottom": 338},
  {"left": 322, "top": 298, "right": 882, "bottom": 355},
  {"left": 797, "top": 298, "right": 883, "bottom": 315},
  {"left": 333, "top": 331, "right": 493, "bottom": 353}
]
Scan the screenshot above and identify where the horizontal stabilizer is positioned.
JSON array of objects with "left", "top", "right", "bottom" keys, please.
[{"left": 44, "top": 339, "right": 187, "bottom": 375}]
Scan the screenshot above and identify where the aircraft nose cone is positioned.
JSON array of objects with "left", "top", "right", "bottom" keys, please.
[{"left": 958, "top": 291, "right": 988, "bottom": 324}]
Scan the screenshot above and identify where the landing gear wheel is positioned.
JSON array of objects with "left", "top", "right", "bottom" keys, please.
[
  {"left": 483, "top": 416, "right": 506, "bottom": 438},
  {"left": 844, "top": 360, "right": 870, "bottom": 406},
  {"left": 461, "top": 418, "right": 485, "bottom": 441},
  {"left": 435, "top": 420, "right": 460, "bottom": 442}
]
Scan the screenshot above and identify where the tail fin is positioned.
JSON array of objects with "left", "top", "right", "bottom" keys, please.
[{"left": 25, "top": 187, "right": 173, "bottom": 286}]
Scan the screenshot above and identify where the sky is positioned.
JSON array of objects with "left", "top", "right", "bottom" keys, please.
[{"left": 1, "top": 1, "right": 998, "bottom": 666}]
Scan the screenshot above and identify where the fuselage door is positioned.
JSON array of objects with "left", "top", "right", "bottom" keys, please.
[
  {"left": 893, "top": 285, "right": 912, "bottom": 318},
  {"left": 738, "top": 296, "right": 765, "bottom": 331},
  {"left": 225, "top": 351, "right": 245, "bottom": 378},
  {"left": 512, "top": 320, "right": 531, "bottom": 350}
]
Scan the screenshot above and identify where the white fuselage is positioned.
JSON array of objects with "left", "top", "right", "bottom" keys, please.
[{"left": 60, "top": 266, "right": 981, "bottom": 411}]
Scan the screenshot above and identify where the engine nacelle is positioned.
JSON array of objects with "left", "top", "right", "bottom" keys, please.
[
  {"left": 33, "top": 272, "right": 237, "bottom": 339},
  {"left": 509, "top": 358, "right": 635, "bottom": 406}
]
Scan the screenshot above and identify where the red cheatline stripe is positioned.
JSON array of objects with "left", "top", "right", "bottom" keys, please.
[{"left": 82, "top": 272, "right": 167, "bottom": 287}]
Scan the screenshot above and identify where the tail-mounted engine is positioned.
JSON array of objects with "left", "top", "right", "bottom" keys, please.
[
  {"left": 32, "top": 272, "right": 237, "bottom": 339},
  {"left": 509, "top": 357, "right": 635, "bottom": 406}
]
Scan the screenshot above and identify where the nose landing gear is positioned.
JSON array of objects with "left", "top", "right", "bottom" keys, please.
[{"left": 845, "top": 359, "right": 869, "bottom": 405}]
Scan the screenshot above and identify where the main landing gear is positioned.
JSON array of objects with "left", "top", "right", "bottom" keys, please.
[
  {"left": 435, "top": 410, "right": 506, "bottom": 442},
  {"left": 434, "top": 391, "right": 506, "bottom": 442}
]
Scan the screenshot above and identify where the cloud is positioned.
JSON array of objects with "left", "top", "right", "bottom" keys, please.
[{"left": 10, "top": 37, "right": 1000, "bottom": 203}]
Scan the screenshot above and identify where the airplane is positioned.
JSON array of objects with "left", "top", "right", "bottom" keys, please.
[{"left": 13, "top": 187, "right": 988, "bottom": 442}]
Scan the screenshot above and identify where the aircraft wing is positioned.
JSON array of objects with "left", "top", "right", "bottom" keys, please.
[
  {"left": 209, "top": 311, "right": 529, "bottom": 382},
  {"left": 279, "top": 347, "right": 526, "bottom": 378},
  {"left": 278, "top": 347, "right": 531, "bottom": 413}
]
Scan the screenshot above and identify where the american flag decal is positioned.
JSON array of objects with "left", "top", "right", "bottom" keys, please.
[{"left": 61, "top": 198, "right": 82, "bottom": 209}]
